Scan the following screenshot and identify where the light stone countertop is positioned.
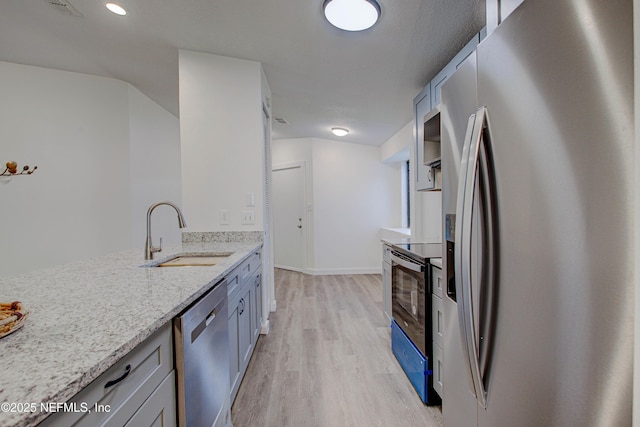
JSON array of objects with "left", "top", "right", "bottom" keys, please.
[{"left": 0, "top": 241, "right": 261, "bottom": 427}]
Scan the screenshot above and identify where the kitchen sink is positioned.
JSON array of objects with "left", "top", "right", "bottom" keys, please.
[{"left": 150, "top": 252, "right": 234, "bottom": 267}]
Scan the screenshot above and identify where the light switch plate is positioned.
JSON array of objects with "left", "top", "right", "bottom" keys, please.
[
  {"left": 241, "top": 210, "right": 255, "bottom": 225},
  {"left": 219, "top": 210, "right": 231, "bottom": 225},
  {"left": 245, "top": 192, "right": 255, "bottom": 207}
]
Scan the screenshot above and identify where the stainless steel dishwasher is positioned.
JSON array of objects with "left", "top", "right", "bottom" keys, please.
[{"left": 174, "top": 278, "right": 231, "bottom": 427}]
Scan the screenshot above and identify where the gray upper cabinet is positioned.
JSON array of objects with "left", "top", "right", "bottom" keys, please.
[
  {"left": 414, "top": 85, "right": 435, "bottom": 191},
  {"left": 430, "top": 34, "right": 481, "bottom": 107},
  {"left": 486, "top": 0, "right": 525, "bottom": 34},
  {"left": 415, "top": 31, "right": 483, "bottom": 192}
]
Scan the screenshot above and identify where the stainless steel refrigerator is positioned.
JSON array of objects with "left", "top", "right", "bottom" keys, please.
[{"left": 440, "top": 0, "right": 633, "bottom": 425}]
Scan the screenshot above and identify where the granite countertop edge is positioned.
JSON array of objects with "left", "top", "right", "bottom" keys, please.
[{"left": 0, "top": 241, "right": 262, "bottom": 427}]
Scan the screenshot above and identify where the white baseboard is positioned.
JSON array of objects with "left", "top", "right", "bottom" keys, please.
[
  {"left": 274, "top": 264, "right": 304, "bottom": 273},
  {"left": 260, "top": 319, "right": 270, "bottom": 335},
  {"left": 274, "top": 265, "right": 382, "bottom": 276},
  {"left": 304, "top": 267, "right": 382, "bottom": 276}
]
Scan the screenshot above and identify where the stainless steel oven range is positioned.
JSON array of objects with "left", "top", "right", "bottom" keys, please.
[{"left": 390, "top": 242, "right": 441, "bottom": 404}]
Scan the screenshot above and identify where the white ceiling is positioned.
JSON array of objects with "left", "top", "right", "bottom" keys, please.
[{"left": 0, "top": 0, "right": 485, "bottom": 146}]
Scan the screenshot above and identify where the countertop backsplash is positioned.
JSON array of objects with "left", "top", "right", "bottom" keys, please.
[{"left": 182, "top": 231, "right": 263, "bottom": 244}]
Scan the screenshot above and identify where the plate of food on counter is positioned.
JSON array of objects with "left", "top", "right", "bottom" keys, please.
[{"left": 0, "top": 301, "right": 29, "bottom": 339}]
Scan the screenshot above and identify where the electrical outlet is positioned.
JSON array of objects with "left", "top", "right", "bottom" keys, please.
[
  {"left": 219, "top": 210, "right": 231, "bottom": 225},
  {"left": 241, "top": 210, "right": 255, "bottom": 225}
]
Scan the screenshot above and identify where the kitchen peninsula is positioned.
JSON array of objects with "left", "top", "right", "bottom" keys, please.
[{"left": 0, "top": 238, "right": 262, "bottom": 427}]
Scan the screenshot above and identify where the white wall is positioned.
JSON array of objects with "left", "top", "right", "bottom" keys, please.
[
  {"left": 380, "top": 121, "right": 411, "bottom": 163},
  {"left": 179, "top": 50, "right": 266, "bottom": 232},
  {"left": 272, "top": 137, "right": 400, "bottom": 274},
  {"left": 179, "top": 50, "right": 274, "bottom": 329},
  {"left": 381, "top": 122, "right": 411, "bottom": 229},
  {"left": 419, "top": 191, "right": 442, "bottom": 242},
  {"left": 128, "top": 85, "right": 182, "bottom": 248},
  {"left": 0, "top": 61, "right": 180, "bottom": 276},
  {"left": 312, "top": 138, "right": 399, "bottom": 273}
]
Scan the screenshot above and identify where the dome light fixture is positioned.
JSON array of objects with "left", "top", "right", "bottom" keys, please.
[
  {"left": 331, "top": 127, "right": 350, "bottom": 137},
  {"left": 322, "top": 0, "right": 381, "bottom": 32},
  {"left": 106, "top": 3, "right": 127, "bottom": 15}
]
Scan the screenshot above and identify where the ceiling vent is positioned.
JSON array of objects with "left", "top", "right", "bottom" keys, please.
[
  {"left": 45, "top": 0, "right": 83, "bottom": 17},
  {"left": 274, "top": 117, "right": 289, "bottom": 125}
]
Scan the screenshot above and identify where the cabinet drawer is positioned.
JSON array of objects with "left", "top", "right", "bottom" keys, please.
[
  {"left": 431, "top": 266, "right": 443, "bottom": 299},
  {"left": 40, "top": 323, "right": 173, "bottom": 427},
  {"left": 227, "top": 250, "right": 261, "bottom": 299},
  {"left": 124, "top": 371, "right": 176, "bottom": 427},
  {"left": 391, "top": 320, "right": 428, "bottom": 403},
  {"left": 239, "top": 251, "right": 261, "bottom": 281},
  {"left": 432, "top": 342, "right": 443, "bottom": 398},
  {"left": 432, "top": 294, "right": 444, "bottom": 349}
]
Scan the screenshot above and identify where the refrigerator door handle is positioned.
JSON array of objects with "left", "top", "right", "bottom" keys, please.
[
  {"left": 454, "top": 112, "right": 480, "bottom": 400},
  {"left": 476, "top": 112, "right": 500, "bottom": 403},
  {"left": 456, "top": 106, "right": 497, "bottom": 409}
]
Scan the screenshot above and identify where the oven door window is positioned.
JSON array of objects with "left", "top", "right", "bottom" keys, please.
[{"left": 391, "top": 262, "right": 426, "bottom": 356}]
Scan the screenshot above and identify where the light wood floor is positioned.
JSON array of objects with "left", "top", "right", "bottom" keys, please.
[{"left": 231, "top": 268, "right": 442, "bottom": 427}]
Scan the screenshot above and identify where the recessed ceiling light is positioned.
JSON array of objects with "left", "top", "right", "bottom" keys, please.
[
  {"left": 331, "top": 127, "right": 349, "bottom": 137},
  {"left": 106, "top": 2, "right": 126, "bottom": 15},
  {"left": 322, "top": 0, "right": 381, "bottom": 32}
]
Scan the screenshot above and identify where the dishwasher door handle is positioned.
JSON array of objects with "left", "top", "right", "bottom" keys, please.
[
  {"left": 205, "top": 309, "right": 216, "bottom": 327},
  {"left": 191, "top": 300, "right": 225, "bottom": 344}
]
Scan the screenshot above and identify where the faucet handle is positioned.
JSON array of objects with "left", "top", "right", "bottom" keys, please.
[{"left": 149, "top": 237, "right": 162, "bottom": 255}]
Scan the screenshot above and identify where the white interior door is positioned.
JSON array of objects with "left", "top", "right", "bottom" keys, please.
[{"left": 272, "top": 163, "right": 305, "bottom": 272}]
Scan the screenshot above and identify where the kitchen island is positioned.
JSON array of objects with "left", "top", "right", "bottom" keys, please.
[{"left": 0, "top": 240, "right": 262, "bottom": 427}]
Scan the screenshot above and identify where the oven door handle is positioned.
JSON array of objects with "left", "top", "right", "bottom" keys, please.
[{"left": 390, "top": 253, "right": 424, "bottom": 273}]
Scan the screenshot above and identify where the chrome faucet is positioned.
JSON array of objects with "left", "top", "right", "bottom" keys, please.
[{"left": 145, "top": 201, "right": 187, "bottom": 260}]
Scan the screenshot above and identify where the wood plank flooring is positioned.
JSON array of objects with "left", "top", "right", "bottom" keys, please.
[{"left": 231, "top": 269, "right": 442, "bottom": 427}]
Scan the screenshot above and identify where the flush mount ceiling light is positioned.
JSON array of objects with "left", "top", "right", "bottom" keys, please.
[
  {"left": 331, "top": 127, "right": 350, "bottom": 137},
  {"left": 322, "top": 0, "right": 381, "bottom": 31},
  {"left": 105, "top": 2, "right": 126, "bottom": 15}
]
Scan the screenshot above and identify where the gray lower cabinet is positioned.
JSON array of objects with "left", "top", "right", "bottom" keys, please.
[
  {"left": 39, "top": 323, "right": 175, "bottom": 427},
  {"left": 124, "top": 372, "right": 176, "bottom": 427},
  {"left": 431, "top": 265, "right": 444, "bottom": 398},
  {"left": 228, "top": 285, "right": 253, "bottom": 403},
  {"left": 251, "top": 272, "right": 263, "bottom": 342},
  {"left": 238, "top": 286, "right": 253, "bottom": 372},
  {"left": 228, "top": 249, "right": 262, "bottom": 404},
  {"left": 228, "top": 300, "right": 241, "bottom": 402}
]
